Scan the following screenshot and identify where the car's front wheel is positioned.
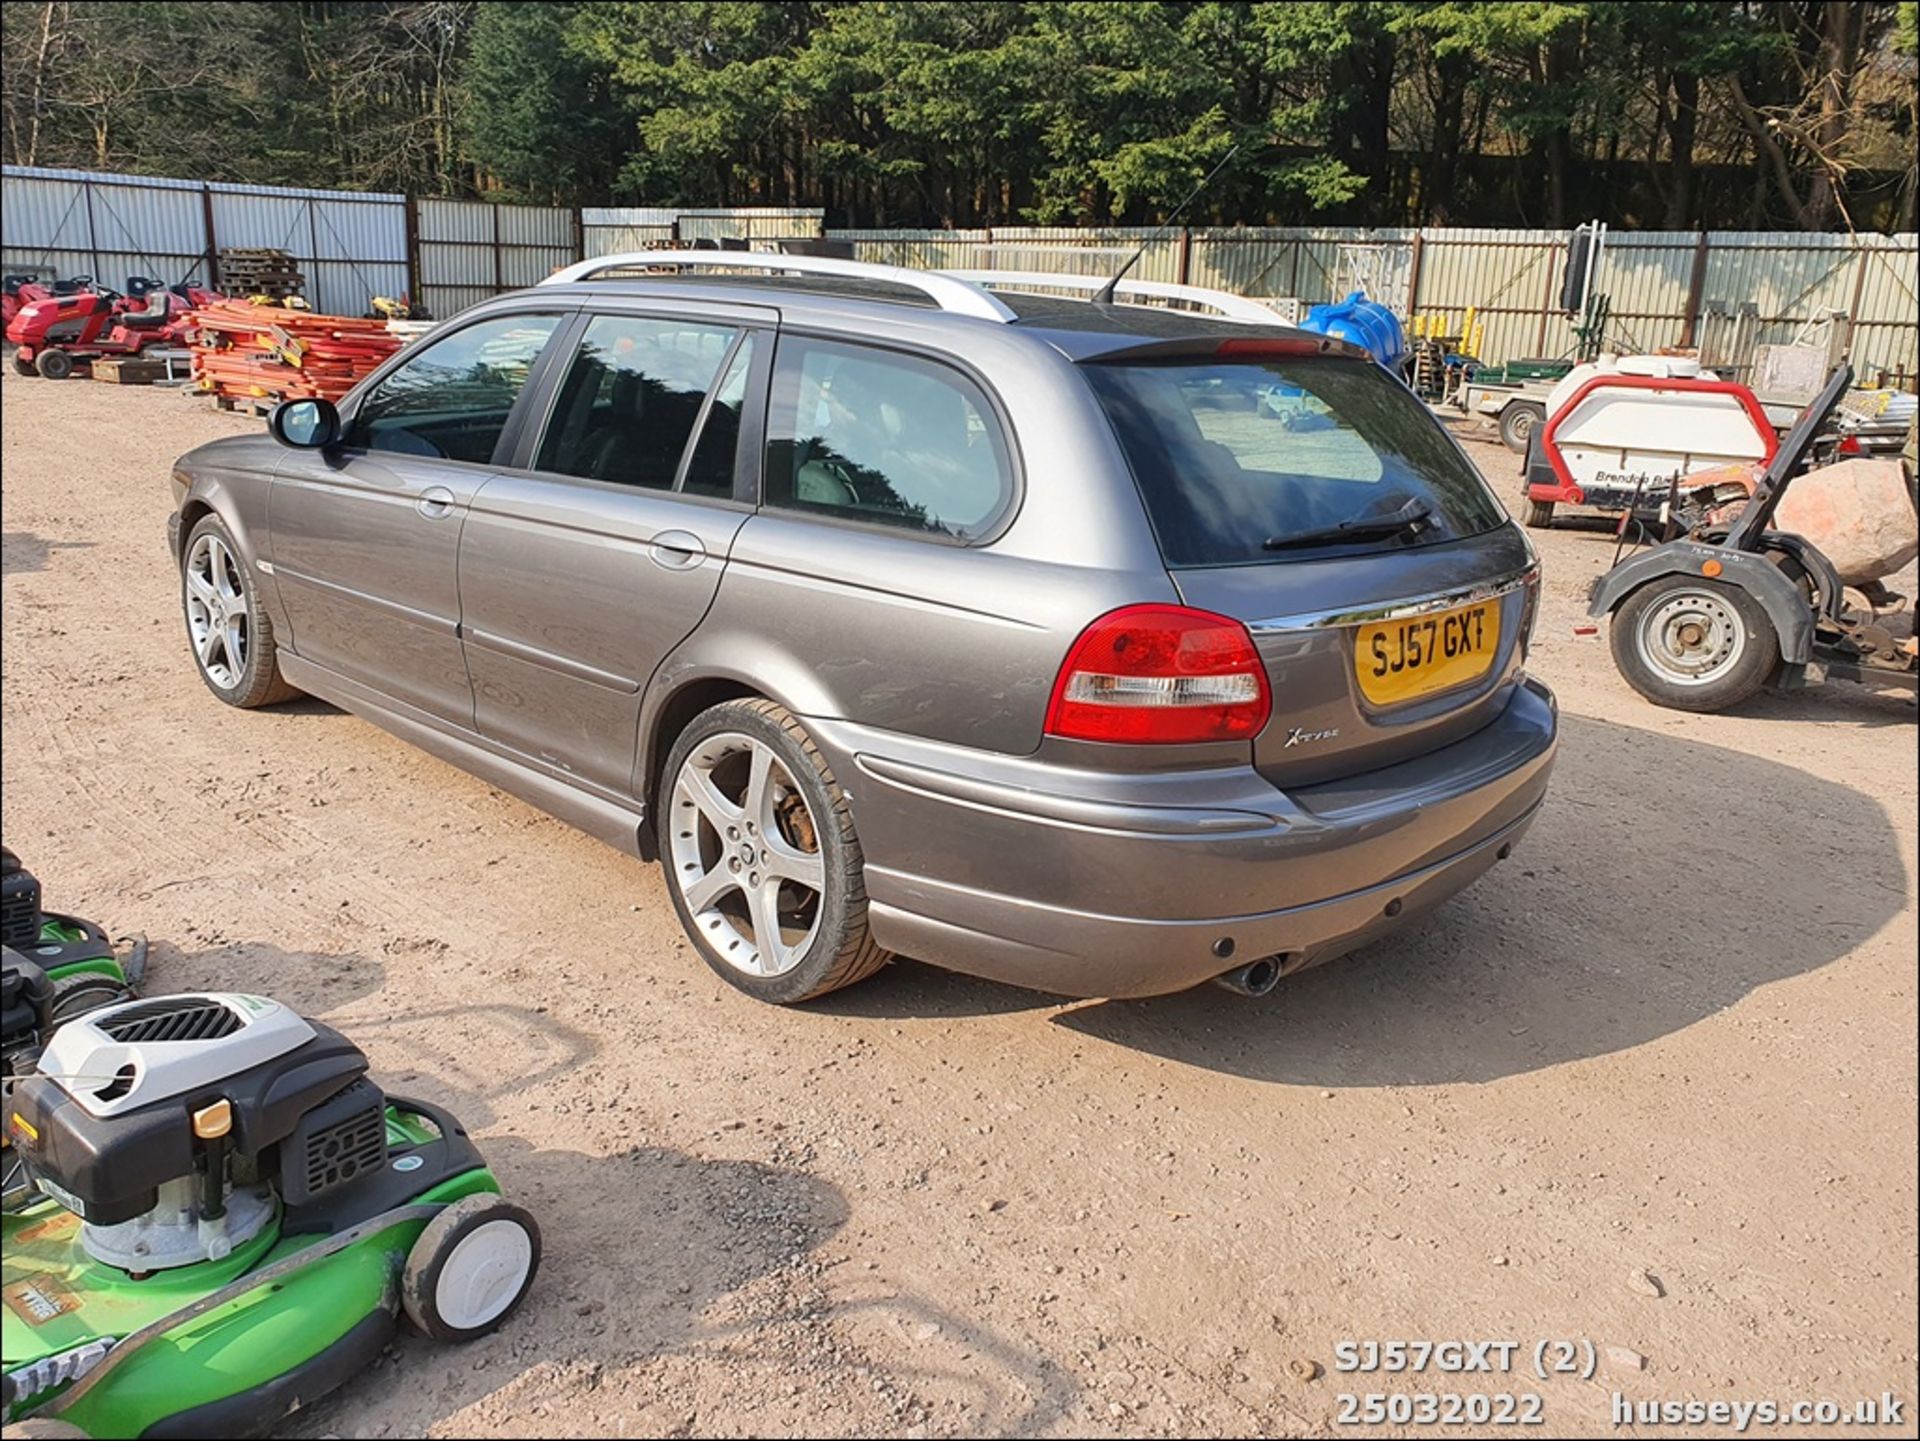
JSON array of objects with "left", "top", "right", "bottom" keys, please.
[
  {"left": 659, "top": 699, "right": 890, "bottom": 1003},
  {"left": 181, "top": 513, "right": 301, "bottom": 708}
]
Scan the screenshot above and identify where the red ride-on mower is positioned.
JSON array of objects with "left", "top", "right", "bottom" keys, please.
[
  {"left": 2, "top": 273, "right": 96, "bottom": 333},
  {"left": 4, "top": 275, "right": 209, "bottom": 379}
]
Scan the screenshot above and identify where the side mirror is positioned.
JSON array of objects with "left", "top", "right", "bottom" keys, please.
[{"left": 269, "top": 397, "right": 341, "bottom": 450}]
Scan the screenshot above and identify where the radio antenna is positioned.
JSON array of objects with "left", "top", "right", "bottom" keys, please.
[{"left": 1092, "top": 141, "right": 1244, "bottom": 308}]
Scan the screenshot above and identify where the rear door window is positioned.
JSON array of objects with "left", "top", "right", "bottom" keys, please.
[
  {"left": 535, "top": 315, "right": 741, "bottom": 490},
  {"left": 348, "top": 313, "right": 561, "bottom": 463},
  {"left": 681, "top": 336, "right": 756, "bottom": 498},
  {"left": 1085, "top": 357, "right": 1505, "bottom": 566},
  {"left": 765, "top": 338, "right": 1013, "bottom": 540}
]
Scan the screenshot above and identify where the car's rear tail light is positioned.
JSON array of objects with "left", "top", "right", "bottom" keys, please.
[
  {"left": 1517, "top": 566, "right": 1542, "bottom": 664},
  {"left": 1046, "top": 604, "right": 1271, "bottom": 744}
]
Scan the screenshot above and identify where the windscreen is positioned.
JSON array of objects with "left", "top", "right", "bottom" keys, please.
[{"left": 1085, "top": 357, "right": 1506, "bottom": 567}]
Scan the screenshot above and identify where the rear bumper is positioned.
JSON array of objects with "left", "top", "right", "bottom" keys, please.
[{"left": 807, "top": 677, "right": 1558, "bottom": 998}]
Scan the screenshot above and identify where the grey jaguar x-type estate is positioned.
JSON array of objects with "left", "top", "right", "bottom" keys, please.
[{"left": 168, "top": 254, "right": 1556, "bottom": 1004}]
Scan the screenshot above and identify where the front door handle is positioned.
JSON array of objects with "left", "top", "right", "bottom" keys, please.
[
  {"left": 649, "top": 530, "right": 707, "bottom": 571},
  {"left": 416, "top": 486, "right": 456, "bottom": 519}
]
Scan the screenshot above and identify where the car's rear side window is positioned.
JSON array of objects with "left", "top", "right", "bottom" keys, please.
[
  {"left": 535, "top": 315, "right": 741, "bottom": 490},
  {"left": 765, "top": 337, "right": 1012, "bottom": 540},
  {"left": 348, "top": 314, "right": 561, "bottom": 463},
  {"left": 1085, "top": 357, "right": 1506, "bottom": 566},
  {"left": 681, "top": 336, "right": 755, "bottom": 499}
]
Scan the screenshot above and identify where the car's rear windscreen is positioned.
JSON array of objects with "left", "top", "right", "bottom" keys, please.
[{"left": 1085, "top": 357, "right": 1506, "bottom": 567}]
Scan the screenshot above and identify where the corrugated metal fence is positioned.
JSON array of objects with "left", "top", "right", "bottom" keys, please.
[
  {"left": 417, "top": 197, "right": 577, "bottom": 319},
  {"left": 1, "top": 166, "right": 407, "bottom": 317},
  {"left": 835, "top": 224, "right": 1915, "bottom": 384},
  {"left": 5, "top": 166, "right": 1915, "bottom": 382}
]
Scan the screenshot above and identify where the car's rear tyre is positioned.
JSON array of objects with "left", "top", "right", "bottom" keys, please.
[
  {"left": 1498, "top": 401, "right": 1543, "bottom": 453},
  {"left": 1522, "top": 498, "right": 1556, "bottom": 528},
  {"left": 181, "top": 513, "right": 301, "bottom": 708},
  {"left": 660, "top": 698, "right": 891, "bottom": 1003},
  {"left": 1610, "top": 575, "right": 1780, "bottom": 712},
  {"left": 33, "top": 349, "right": 73, "bottom": 381}
]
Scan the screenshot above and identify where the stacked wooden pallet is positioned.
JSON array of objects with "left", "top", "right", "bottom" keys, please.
[
  {"left": 217, "top": 247, "right": 305, "bottom": 301},
  {"left": 189, "top": 300, "right": 400, "bottom": 409}
]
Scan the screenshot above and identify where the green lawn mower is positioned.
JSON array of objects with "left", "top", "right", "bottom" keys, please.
[
  {"left": 4, "top": 849, "right": 142, "bottom": 1214},
  {"left": 2, "top": 991, "right": 540, "bottom": 1438},
  {"left": 2, "top": 848, "right": 142, "bottom": 1039}
]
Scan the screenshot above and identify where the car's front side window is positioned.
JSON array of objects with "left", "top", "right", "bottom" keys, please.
[
  {"left": 764, "top": 337, "right": 1012, "bottom": 540},
  {"left": 347, "top": 313, "right": 562, "bottom": 463},
  {"left": 534, "top": 316, "right": 742, "bottom": 490}
]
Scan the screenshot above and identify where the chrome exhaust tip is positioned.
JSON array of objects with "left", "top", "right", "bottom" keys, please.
[{"left": 1212, "top": 955, "right": 1282, "bottom": 997}]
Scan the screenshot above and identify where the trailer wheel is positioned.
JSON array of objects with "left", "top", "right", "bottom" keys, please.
[
  {"left": 1522, "top": 498, "right": 1556, "bottom": 528},
  {"left": 1610, "top": 575, "right": 1780, "bottom": 712},
  {"left": 33, "top": 349, "right": 74, "bottom": 381},
  {"left": 1498, "top": 400, "right": 1544, "bottom": 453}
]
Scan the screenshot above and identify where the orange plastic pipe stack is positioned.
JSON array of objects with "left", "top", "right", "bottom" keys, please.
[{"left": 189, "top": 300, "right": 401, "bottom": 406}]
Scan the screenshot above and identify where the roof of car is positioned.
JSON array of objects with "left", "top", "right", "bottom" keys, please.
[{"left": 526, "top": 273, "right": 1332, "bottom": 363}]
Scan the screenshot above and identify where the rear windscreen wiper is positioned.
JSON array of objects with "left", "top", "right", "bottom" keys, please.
[{"left": 1263, "top": 495, "right": 1435, "bottom": 551}]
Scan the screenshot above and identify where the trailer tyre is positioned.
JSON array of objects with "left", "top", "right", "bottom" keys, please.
[
  {"left": 1610, "top": 574, "right": 1780, "bottom": 712},
  {"left": 1522, "top": 498, "right": 1556, "bottom": 528},
  {"left": 33, "top": 349, "right": 74, "bottom": 381},
  {"left": 1498, "top": 400, "right": 1544, "bottom": 453}
]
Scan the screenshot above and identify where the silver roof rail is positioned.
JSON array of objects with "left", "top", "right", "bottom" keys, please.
[
  {"left": 539, "top": 250, "right": 1017, "bottom": 323},
  {"left": 939, "top": 270, "right": 1288, "bottom": 325}
]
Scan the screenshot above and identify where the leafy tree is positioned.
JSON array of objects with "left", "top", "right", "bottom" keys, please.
[
  {"left": 463, "top": 2, "right": 618, "bottom": 202},
  {"left": 4, "top": 0, "right": 1910, "bottom": 230}
]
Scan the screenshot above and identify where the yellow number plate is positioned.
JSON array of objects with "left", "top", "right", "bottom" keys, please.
[{"left": 1355, "top": 600, "right": 1498, "bottom": 706}]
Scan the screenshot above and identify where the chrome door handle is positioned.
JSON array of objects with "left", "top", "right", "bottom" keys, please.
[
  {"left": 416, "top": 486, "right": 456, "bottom": 519},
  {"left": 649, "top": 530, "right": 707, "bottom": 571}
]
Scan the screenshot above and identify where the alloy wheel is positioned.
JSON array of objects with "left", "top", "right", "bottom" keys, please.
[
  {"left": 667, "top": 733, "right": 826, "bottom": 977},
  {"left": 185, "top": 532, "right": 249, "bottom": 689}
]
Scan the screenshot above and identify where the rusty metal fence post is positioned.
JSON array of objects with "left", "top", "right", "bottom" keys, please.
[
  {"left": 402, "top": 194, "right": 422, "bottom": 303},
  {"left": 200, "top": 184, "right": 221, "bottom": 290},
  {"left": 1680, "top": 230, "right": 1710, "bottom": 346}
]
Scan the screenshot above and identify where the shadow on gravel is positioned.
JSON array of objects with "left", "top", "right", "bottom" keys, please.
[
  {"left": 269, "top": 695, "right": 347, "bottom": 718},
  {"left": 2, "top": 530, "right": 94, "bottom": 575},
  {"left": 812, "top": 961, "right": 1060, "bottom": 1020},
  {"left": 285, "top": 1109, "right": 1079, "bottom": 1436},
  {"left": 329, "top": 1000, "right": 601, "bottom": 1131},
  {"left": 140, "top": 937, "right": 389, "bottom": 1014},
  {"left": 1038, "top": 712, "right": 1910, "bottom": 1086},
  {"left": 284, "top": 1135, "right": 858, "bottom": 1441}
]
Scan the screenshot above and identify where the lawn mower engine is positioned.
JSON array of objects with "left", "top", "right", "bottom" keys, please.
[
  {"left": 3, "top": 850, "right": 137, "bottom": 1211},
  {"left": 1, "top": 847, "right": 134, "bottom": 992},
  {"left": 4, "top": 993, "right": 539, "bottom": 1438},
  {"left": 10, "top": 995, "right": 380, "bottom": 1273}
]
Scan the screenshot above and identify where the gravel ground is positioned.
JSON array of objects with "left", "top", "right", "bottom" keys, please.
[{"left": 2, "top": 363, "right": 1915, "bottom": 1439}]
